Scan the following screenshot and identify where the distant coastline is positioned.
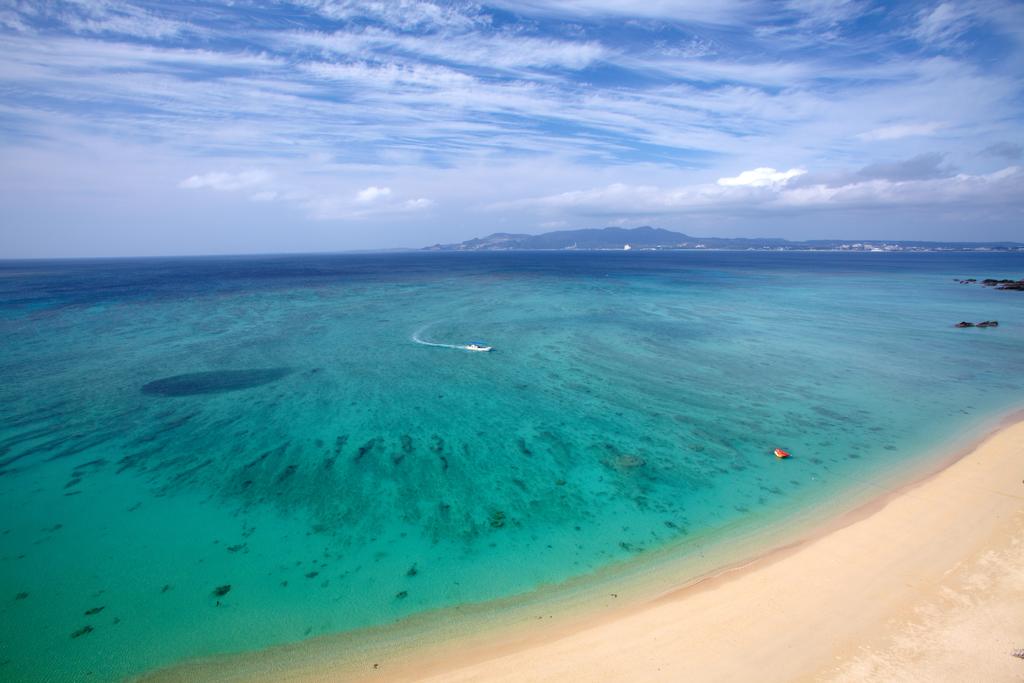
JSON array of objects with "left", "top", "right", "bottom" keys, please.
[{"left": 425, "top": 226, "right": 1024, "bottom": 253}]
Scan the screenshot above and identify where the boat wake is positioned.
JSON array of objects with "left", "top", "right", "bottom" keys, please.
[{"left": 412, "top": 326, "right": 490, "bottom": 352}]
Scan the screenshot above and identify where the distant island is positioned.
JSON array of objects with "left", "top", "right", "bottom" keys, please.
[{"left": 424, "top": 226, "right": 1024, "bottom": 252}]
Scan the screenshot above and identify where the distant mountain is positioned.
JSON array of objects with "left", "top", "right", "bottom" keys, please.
[
  {"left": 424, "top": 227, "right": 1024, "bottom": 252},
  {"left": 426, "top": 226, "right": 698, "bottom": 251}
]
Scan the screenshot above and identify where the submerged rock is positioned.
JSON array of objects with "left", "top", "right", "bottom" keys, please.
[
  {"left": 141, "top": 369, "right": 292, "bottom": 397},
  {"left": 981, "top": 278, "right": 1024, "bottom": 290},
  {"left": 955, "top": 320, "right": 999, "bottom": 328}
]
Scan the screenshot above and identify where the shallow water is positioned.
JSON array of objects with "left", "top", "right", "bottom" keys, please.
[{"left": 0, "top": 251, "right": 1022, "bottom": 682}]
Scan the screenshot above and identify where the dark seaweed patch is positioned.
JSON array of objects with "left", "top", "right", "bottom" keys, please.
[
  {"left": 393, "top": 434, "right": 414, "bottom": 465},
  {"left": 141, "top": 369, "right": 292, "bottom": 396},
  {"left": 74, "top": 458, "right": 107, "bottom": 473},
  {"left": 277, "top": 464, "right": 298, "bottom": 482},
  {"left": 170, "top": 458, "right": 213, "bottom": 484},
  {"left": 354, "top": 438, "right": 379, "bottom": 464}
]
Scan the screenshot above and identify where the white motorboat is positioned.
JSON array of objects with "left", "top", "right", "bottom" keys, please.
[{"left": 464, "top": 342, "right": 492, "bottom": 352}]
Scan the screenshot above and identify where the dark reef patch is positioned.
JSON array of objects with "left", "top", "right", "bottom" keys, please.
[
  {"left": 141, "top": 368, "right": 292, "bottom": 397},
  {"left": 354, "top": 438, "right": 380, "bottom": 464},
  {"left": 277, "top": 464, "right": 298, "bottom": 482}
]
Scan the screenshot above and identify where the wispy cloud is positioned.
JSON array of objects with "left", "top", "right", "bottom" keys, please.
[
  {"left": 179, "top": 170, "right": 273, "bottom": 192},
  {"left": 857, "top": 121, "right": 947, "bottom": 141},
  {"left": 910, "top": 2, "right": 974, "bottom": 47},
  {"left": 178, "top": 169, "right": 433, "bottom": 221},
  {"left": 504, "top": 162, "right": 1023, "bottom": 217},
  {"left": 2, "top": 0, "right": 1023, "bottom": 254}
]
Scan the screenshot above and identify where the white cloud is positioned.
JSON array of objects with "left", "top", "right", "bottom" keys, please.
[
  {"left": 857, "top": 121, "right": 947, "bottom": 141},
  {"left": 508, "top": 165, "right": 1023, "bottom": 217},
  {"left": 302, "top": 60, "right": 474, "bottom": 88},
  {"left": 777, "top": 166, "right": 1022, "bottom": 207},
  {"left": 911, "top": 2, "right": 973, "bottom": 46},
  {"left": 717, "top": 167, "right": 805, "bottom": 187},
  {"left": 306, "top": 189, "right": 433, "bottom": 220},
  {"left": 356, "top": 186, "right": 392, "bottom": 202},
  {"left": 175, "top": 166, "right": 434, "bottom": 220},
  {"left": 179, "top": 169, "right": 272, "bottom": 191},
  {"left": 299, "top": 0, "right": 489, "bottom": 32},
  {"left": 487, "top": 0, "right": 756, "bottom": 24},
  {"left": 281, "top": 27, "right": 607, "bottom": 72}
]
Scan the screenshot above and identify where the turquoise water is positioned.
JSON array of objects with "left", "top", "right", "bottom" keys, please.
[{"left": 0, "top": 251, "right": 1022, "bottom": 681}]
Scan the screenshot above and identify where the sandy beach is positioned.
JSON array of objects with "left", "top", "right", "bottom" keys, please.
[{"left": 419, "top": 418, "right": 1024, "bottom": 683}]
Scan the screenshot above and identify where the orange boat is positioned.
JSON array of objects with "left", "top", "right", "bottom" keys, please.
[{"left": 774, "top": 448, "right": 791, "bottom": 459}]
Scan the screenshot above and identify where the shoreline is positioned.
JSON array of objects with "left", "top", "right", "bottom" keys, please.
[{"left": 141, "top": 412, "right": 1024, "bottom": 682}]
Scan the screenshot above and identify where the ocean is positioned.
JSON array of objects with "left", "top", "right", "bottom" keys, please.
[{"left": 1, "top": 250, "right": 1022, "bottom": 682}]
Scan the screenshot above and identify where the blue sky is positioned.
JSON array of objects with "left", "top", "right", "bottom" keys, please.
[{"left": 1, "top": 0, "right": 1022, "bottom": 256}]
